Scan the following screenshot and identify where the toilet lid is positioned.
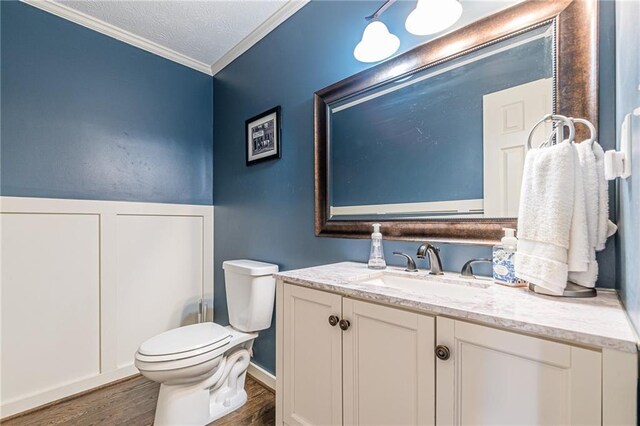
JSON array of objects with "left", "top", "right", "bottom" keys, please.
[{"left": 139, "top": 323, "right": 231, "bottom": 357}]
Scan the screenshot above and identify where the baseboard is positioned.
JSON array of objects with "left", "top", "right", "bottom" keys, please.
[
  {"left": 247, "top": 362, "right": 276, "bottom": 391},
  {"left": 0, "top": 365, "right": 139, "bottom": 420}
]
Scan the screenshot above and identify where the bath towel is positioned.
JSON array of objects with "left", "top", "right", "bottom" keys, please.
[
  {"left": 567, "top": 147, "right": 590, "bottom": 273},
  {"left": 515, "top": 141, "right": 590, "bottom": 295},
  {"left": 568, "top": 141, "right": 599, "bottom": 287}
]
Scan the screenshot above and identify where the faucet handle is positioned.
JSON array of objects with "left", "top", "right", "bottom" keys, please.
[
  {"left": 460, "top": 258, "right": 492, "bottom": 278},
  {"left": 393, "top": 252, "right": 418, "bottom": 272}
]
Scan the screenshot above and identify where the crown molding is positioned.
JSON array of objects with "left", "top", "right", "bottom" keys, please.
[
  {"left": 210, "top": 0, "right": 310, "bottom": 76},
  {"left": 21, "top": 0, "right": 309, "bottom": 78},
  {"left": 21, "top": 0, "right": 214, "bottom": 75}
]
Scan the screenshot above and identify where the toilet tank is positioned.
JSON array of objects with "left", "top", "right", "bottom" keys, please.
[{"left": 222, "top": 259, "right": 278, "bottom": 332}]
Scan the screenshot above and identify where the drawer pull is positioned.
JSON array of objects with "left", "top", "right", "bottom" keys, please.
[{"left": 328, "top": 315, "right": 339, "bottom": 326}]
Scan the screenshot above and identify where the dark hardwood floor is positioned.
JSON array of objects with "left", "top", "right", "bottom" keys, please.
[{"left": 2, "top": 375, "right": 274, "bottom": 426}]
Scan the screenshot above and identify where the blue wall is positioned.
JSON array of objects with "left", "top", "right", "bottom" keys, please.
[
  {"left": 616, "top": 0, "right": 640, "bottom": 334},
  {"left": 1, "top": 1, "right": 213, "bottom": 205},
  {"left": 213, "top": 0, "right": 618, "bottom": 374}
]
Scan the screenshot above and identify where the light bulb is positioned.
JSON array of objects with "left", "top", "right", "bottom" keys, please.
[
  {"left": 354, "top": 21, "right": 400, "bottom": 63},
  {"left": 405, "top": 0, "right": 463, "bottom": 36}
]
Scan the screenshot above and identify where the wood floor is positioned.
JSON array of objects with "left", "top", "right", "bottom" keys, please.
[{"left": 2, "top": 375, "right": 275, "bottom": 426}]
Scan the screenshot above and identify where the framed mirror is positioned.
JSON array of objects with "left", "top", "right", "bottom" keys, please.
[{"left": 315, "top": 0, "right": 598, "bottom": 244}]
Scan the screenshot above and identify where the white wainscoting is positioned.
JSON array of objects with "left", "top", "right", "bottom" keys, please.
[{"left": 0, "top": 197, "right": 213, "bottom": 418}]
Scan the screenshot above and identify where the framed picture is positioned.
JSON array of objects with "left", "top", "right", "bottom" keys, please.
[{"left": 246, "top": 106, "right": 281, "bottom": 165}]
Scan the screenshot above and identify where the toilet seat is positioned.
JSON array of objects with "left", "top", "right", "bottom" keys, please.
[
  {"left": 135, "top": 345, "right": 227, "bottom": 372},
  {"left": 136, "top": 323, "right": 231, "bottom": 363},
  {"left": 135, "top": 325, "right": 258, "bottom": 374}
]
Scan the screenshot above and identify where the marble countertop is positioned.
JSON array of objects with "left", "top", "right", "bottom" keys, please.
[{"left": 274, "top": 262, "right": 638, "bottom": 353}]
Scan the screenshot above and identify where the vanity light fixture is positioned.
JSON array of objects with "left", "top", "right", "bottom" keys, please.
[
  {"left": 354, "top": 20, "right": 400, "bottom": 63},
  {"left": 354, "top": 0, "right": 463, "bottom": 63},
  {"left": 354, "top": 0, "right": 400, "bottom": 63},
  {"left": 405, "top": 0, "right": 463, "bottom": 35}
]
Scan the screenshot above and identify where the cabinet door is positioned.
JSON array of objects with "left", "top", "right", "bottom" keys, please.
[
  {"left": 343, "top": 299, "right": 435, "bottom": 425},
  {"left": 436, "top": 318, "right": 602, "bottom": 426},
  {"left": 283, "top": 285, "right": 343, "bottom": 426}
]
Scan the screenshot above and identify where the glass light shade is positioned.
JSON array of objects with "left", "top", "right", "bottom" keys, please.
[
  {"left": 405, "top": 0, "right": 463, "bottom": 36},
  {"left": 354, "top": 21, "right": 400, "bottom": 63}
]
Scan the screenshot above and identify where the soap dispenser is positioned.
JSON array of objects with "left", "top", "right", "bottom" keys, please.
[
  {"left": 492, "top": 227, "right": 524, "bottom": 286},
  {"left": 368, "top": 223, "right": 386, "bottom": 270}
]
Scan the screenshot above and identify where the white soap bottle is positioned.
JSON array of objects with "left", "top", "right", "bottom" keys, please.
[
  {"left": 492, "top": 227, "right": 524, "bottom": 286},
  {"left": 368, "top": 223, "right": 386, "bottom": 270}
]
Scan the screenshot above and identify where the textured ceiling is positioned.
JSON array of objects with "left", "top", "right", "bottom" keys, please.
[{"left": 57, "top": 0, "right": 288, "bottom": 66}]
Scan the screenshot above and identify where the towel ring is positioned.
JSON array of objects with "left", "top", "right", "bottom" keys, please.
[
  {"left": 572, "top": 118, "right": 596, "bottom": 147},
  {"left": 526, "top": 114, "right": 576, "bottom": 149}
]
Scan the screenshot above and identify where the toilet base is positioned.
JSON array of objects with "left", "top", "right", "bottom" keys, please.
[
  {"left": 209, "top": 388, "right": 248, "bottom": 422},
  {"left": 150, "top": 331, "right": 255, "bottom": 426},
  {"left": 153, "top": 371, "right": 250, "bottom": 426}
]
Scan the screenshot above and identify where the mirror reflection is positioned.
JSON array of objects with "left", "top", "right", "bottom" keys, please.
[{"left": 328, "top": 24, "right": 554, "bottom": 220}]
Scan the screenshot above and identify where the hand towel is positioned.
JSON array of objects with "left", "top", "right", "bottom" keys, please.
[
  {"left": 568, "top": 141, "right": 599, "bottom": 287},
  {"left": 593, "top": 142, "right": 617, "bottom": 251},
  {"left": 567, "top": 146, "right": 590, "bottom": 273},
  {"left": 514, "top": 141, "right": 589, "bottom": 295}
]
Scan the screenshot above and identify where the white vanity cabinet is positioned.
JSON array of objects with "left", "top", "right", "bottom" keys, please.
[
  {"left": 342, "top": 297, "right": 435, "bottom": 425},
  {"left": 436, "top": 318, "right": 602, "bottom": 425},
  {"left": 279, "top": 284, "right": 435, "bottom": 426},
  {"left": 281, "top": 284, "right": 343, "bottom": 425},
  {"left": 276, "top": 281, "right": 637, "bottom": 426}
]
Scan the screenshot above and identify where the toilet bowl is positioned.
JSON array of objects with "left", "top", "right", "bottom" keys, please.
[{"left": 134, "top": 259, "right": 278, "bottom": 426}]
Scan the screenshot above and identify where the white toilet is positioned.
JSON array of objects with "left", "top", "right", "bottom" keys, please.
[{"left": 134, "top": 259, "right": 278, "bottom": 426}]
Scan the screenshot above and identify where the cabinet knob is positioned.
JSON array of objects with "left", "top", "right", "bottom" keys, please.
[
  {"left": 328, "top": 315, "right": 339, "bottom": 326},
  {"left": 435, "top": 345, "right": 450, "bottom": 360},
  {"left": 339, "top": 319, "right": 351, "bottom": 331}
]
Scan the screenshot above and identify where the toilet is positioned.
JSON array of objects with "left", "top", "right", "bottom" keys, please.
[{"left": 134, "top": 259, "right": 278, "bottom": 426}]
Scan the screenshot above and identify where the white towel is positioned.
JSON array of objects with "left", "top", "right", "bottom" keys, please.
[
  {"left": 514, "top": 141, "right": 590, "bottom": 295},
  {"left": 593, "top": 142, "right": 617, "bottom": 251},
  {"left": 567, "top": 146, "right": 590, "bottom": 273},
  {"left": 568, "top": 141, "right": 599, "bottom": 287}
]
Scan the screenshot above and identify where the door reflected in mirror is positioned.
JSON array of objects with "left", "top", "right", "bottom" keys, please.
[{"left": 328, "top": 24, "right": 554, "bottom": 220}]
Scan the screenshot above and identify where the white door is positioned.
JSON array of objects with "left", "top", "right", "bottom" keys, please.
[
  {"left": 482, "top": 78, "right": 553, "bottom": 216},
  {"left": 436, "top": 318, "right": 602, "bottom": 426},
  {"left": 343, "top": 299, "right": 435, "bottom": 426},
  {"left": 282, "top": 285, "right": 343, "bottom": 426}
]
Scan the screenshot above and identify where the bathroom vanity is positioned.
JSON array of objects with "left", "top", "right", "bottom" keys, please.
[{"left": 274, "top": 263, "right": 638, "bottom": 425}]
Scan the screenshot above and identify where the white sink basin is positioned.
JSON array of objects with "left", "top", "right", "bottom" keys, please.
[{"left": 354, "top": 272, "right": 489, "bottom": 298}]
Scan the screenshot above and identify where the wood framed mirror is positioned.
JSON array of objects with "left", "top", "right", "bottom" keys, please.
[{"left": 314, "top": 0, "right": 598, "bottom": 245}]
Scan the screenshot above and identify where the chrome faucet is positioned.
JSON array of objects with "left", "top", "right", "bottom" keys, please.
[{"left": 416, "top": 242, "right": 444, "bottom": 275}]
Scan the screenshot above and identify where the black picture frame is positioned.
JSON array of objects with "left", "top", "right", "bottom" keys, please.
[{"left": 246, "top": 106, "right": 281, "bottom": 166}]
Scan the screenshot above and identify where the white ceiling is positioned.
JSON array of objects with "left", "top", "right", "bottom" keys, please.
[
  {"left": 25, "top": 0, "right": 523, "bottom": 76},
  {"left": 26, "top": 0, "right": 304, "bottom": 75}
]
